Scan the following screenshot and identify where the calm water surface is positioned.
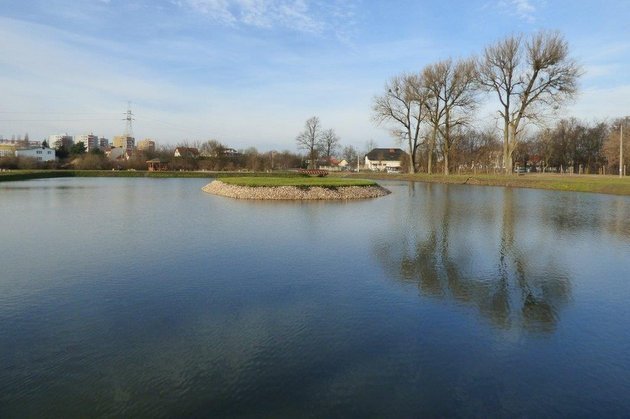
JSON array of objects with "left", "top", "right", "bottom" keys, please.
[{"left": 1, "top": 177, "right": 629, "bottom": 417}]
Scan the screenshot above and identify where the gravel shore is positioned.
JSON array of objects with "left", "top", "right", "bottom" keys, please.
[{"left": 202, "top": 180, "right": 390, "bottom": 200}]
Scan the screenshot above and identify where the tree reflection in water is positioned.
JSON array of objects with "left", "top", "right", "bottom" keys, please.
[{"left": 374, "top": 183, "right": 572, "bottom": 334}]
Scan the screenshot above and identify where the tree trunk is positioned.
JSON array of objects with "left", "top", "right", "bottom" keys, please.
[
  {"left": 408, "top": 139, "right": 416, "bottom": 174},
  {"left": 503, "top": 119, "right": 510, "bottom": 174},
  {"left": 506, "top": 123, "right": 517, "bottom": 174},
  {"left": 428, "top": 127, "right": 437, "bottom": 175},
  {"left": 443, "top": 150, "right": 449, "bottom": 175}
]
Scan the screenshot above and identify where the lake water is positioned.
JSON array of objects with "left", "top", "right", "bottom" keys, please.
[{"left": 1, "top": 177, "right": 630, "bottom": 417}]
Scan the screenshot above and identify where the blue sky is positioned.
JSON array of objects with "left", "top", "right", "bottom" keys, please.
[{"left": 1, "top": 0, "right": 629, "bottom": 151}]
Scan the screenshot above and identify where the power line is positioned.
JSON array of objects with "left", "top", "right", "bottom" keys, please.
[
  {"left": 0, "top": 111, "right": 120, "bottom": 115},
  {"left": 0, "top": 119, "right": 120, "bottom": 122}
]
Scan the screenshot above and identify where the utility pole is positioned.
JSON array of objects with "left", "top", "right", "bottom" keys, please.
[
  {"left": 620, "top": 123, "right": 623, "bottom": 178},
  {"left": 620, "top": 117, "right": 630, "bottom": 177}
]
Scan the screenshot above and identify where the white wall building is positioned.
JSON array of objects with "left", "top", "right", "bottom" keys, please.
[
  {"left": 15, "top": 147, "right": 56, "bottom": 161},
  {"left": 364, "top": 148, "right": 406, "bottom": 172}
]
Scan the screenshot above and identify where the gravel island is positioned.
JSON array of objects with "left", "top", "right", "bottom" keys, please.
[{"left": 203, "top": 180, "right": 390, "bottom": 200}]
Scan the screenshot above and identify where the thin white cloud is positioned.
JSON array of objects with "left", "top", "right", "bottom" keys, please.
[
  {"left": 177, "top": 0, "right": 354, "bottom": 38},
  {"left": 513, "top": 0, "right": 535, "bottom": 17},
  {"left": 497, "top": 0, "right": 537, "bottom": 23},
  {"left": 181, "top": 0, "right": 237, "bottom": 25}
]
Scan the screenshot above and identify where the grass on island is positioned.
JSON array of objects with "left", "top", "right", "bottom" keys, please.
[{"left": 218, "top": 176, "right": 377, "bottom": 188}]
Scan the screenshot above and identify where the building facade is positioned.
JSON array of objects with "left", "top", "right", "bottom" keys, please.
[
  {"left": 364, "top": 148, "right": 407, "bottom": 172},
  {"left": 75, "top": 134, "right": 99, "bottom": 152},
  {"left": 137, "top": 139, "right": 156, "bottom": 153},
  {"left": 99, "top": 137, "right": 110, "bottom": 150},
  {"left": 0, "top": 143, "right": 15, "bottom": 157},
  {"left": 113, "top": 135, "right": 135, "bottom": 153},
  {"left": 15, "top": 147, "right": 56, "bottom": 161}
]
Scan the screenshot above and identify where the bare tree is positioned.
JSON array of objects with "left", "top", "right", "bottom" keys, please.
[
  {"left": 296, "top": 116, "right": 323, "bottom": 169},
  {"left": 422, "top": 74, "right": 444, "bottom": 175},
  {"left": 478, "top": 31, "right": 581, "bottom": 174},
  {"left": 320, "top": 128, "right": 340, "bottom": 160},
  {"left": 423, "top": 58, "right": 478, "bottom": 175},
  {"left": 199, "top": 139, "right": 226, "bottom": 157},
  {"left": 342, "top": 145, "right": 358, "bottom": 164},
  {"left": 372, "top": 73, "right": 428, "bottom": 173}
]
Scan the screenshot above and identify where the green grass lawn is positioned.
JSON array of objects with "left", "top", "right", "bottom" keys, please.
[
  {"left": 218, "top": 176, "right": 377, "bottom": 188},
  {"left": 346, "top": 172, "right": 630, "bottom": 196}
]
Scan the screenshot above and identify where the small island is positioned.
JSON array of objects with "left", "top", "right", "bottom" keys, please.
[{"left": 203, "top": 176, "right": 390, "bottom": 200}]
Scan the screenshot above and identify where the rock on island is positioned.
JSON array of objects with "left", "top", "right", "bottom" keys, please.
[{"left": 202, "top": 180, "right": 390, "bottom": 200}]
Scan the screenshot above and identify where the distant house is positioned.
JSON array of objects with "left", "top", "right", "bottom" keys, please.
[
  {"left": 318, "top": 157, "right": 349, "bottom": 171},
  {"left": 15, "top": 146, "right": 56, "bottom": 162},
  {"left": 200, "top": 146, "right": 239, "bottom": 158},
  {"left": 147, "top": 158, "right": 168, "bottom": 171},
  {"left": 364, "top": 148, "right": 407, "bottom": 172},
  {"left": 174, "top": 147, "right": 200, "bottom": 159},
  {"left": 0, "top": 143, "right": 16, "bottom": 157},
  {"left": 221, "top": 148, "right": 240, "bottom": 157}
]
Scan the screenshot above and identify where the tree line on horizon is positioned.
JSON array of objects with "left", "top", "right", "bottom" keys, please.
[
  {"left": 2, "top": 116, "right": 626, "bottom": 175},
  {"left": 0, "top": 135, "right": 367, "bottom": 172},
  {"left": 370, "top": 30, "right": 626, "bottom": 175}
]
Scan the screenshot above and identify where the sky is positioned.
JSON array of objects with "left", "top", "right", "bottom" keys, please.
[{"left": 0, "top": 0, "right": 629, "bottom": 152}]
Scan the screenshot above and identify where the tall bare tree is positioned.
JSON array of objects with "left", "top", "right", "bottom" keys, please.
[
  {"left": 320, "top": 128, "right": 340, "bottom": 160},
  {"left": 422, "top": 72, "right": 444, "bottom": 175},
  {"left": 423, "top": 58, "right": 478, "bottom": 175},
  {"left": 296, "top": 116, "right": 323, "bottom": 169},
  {"left": 478, "top": 31, "right": 581, "bottom": 174},
  {"left": 372, "top": 73, "right": 428, "bottom": 173}
]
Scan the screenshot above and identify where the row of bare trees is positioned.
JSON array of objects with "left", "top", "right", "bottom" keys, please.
[
  {"left": 513, "top": 117, "right": 629, "bottom": 174},
  {"left": 373, "top": 30, "right": 582, "bottom": 174},
  {"left": 295, "top": 116, "right": 341, "bottom": 169}
]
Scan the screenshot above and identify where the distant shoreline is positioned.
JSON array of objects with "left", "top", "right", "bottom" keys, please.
[
  {"left": 2, "top": 170, "right": 630, "bottom": 196},
  {"left": 202, "top": 180, "right": 390, "bottom": 200}
]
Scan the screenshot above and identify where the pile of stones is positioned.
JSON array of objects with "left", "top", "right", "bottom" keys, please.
[{"left": 202, "top": 180, "right": 390, "bottom": 200}]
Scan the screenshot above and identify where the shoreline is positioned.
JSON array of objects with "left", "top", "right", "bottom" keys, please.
[
  {"left": 343, "top": 172, "right": 630, "bottom": 196},
  {"left": 202, "top": 180, "right": 390, "bottom": 200},
  {"left": 3, "top": 170, "right": 630, "bottom": 196}
]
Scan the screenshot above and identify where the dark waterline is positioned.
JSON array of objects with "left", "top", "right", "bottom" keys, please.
[{"left": 1, "top": 178, "right": 629, "bottom": 417}]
